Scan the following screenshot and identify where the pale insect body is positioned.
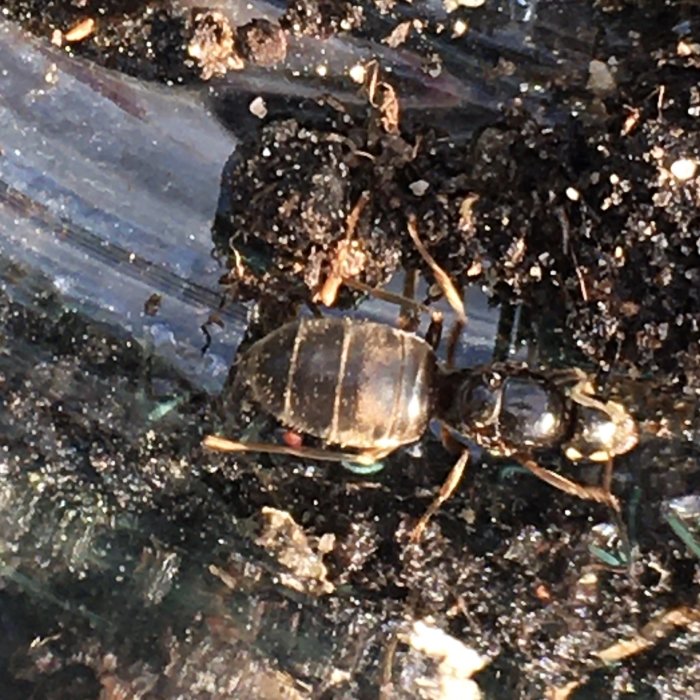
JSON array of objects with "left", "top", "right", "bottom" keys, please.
[
  {"left": 239, "top": 317, "right": 437, "bottom": 451},
  {"left": 205, "top": 215, "right": 640, "bottom": 541}
]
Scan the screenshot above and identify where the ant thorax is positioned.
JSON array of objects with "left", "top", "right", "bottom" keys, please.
[{"left": 448, "top": 367, "right": 569, "bottom": 455}]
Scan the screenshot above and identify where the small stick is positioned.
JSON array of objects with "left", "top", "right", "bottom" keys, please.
[
  {"left": 65, "top": 17, "right": 95, "bottom": 43},
  {"left": 398, "top": 269, "right": 419, "bottom": 332},
  {"left": 596, "top": 605, "right": 700, "bottom": 663},
  {"left": 315, "top": 192, "right": 371, "bottom": 307}
]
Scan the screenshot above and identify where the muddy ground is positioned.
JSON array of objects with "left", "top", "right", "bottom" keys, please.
[{"left": 1, "top": 1, "right": 699, "bottom": 699}]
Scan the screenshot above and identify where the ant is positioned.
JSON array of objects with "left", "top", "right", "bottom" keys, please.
[{"left": 204, "top": 215, "right": 639, "bottom": 541}]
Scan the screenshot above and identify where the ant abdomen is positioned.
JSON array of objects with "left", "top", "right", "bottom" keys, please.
[{"left": 239, "top": 317, "right": 437, "bottom": 451}]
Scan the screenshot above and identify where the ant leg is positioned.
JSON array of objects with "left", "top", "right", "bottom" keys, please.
[
  {"left": 204, "top": 435, "right": 394, "bottom": 466},
  {"left": 517, "top": 455, "right": 620, "bottom": 512},
  {"left": 445, "top": 319, "right": 465, "bottom": 370},
  {"left": 548, "top": 367, "right": 589, "bottom": 389},
  {"left": 569, "top": 379, "right": 635, "bottom": 427},
  {"left": 342, "top": 276, "right": 441, "bottom": 322},
  {"left": 394, "top": 268, "right": 446, "bottom": 353},
  {"left": 342, "top": 214, "right": 466, "bottom": 326},
  {"left": 410, "top": 449, "right": 470, "bottom": 543},
  {"left": 398, "top": 269, "right": 419, "bottom": 332},
  {"left": 424, "top": 313, "right": 443, "bottom": 353},
  {"left": 406, "top": 214, "right": 467, "bottom": 325},
  {"left": 340, "top": 275, "right": 450, "bottom": 356},
  {"left": 567, "top": 377, "right": 614, "bottom": 411},
  {"left": 305, "top": 299, "right": 325, "bottom": 318},
  {"left": 602, "top": 457, "right": 614, "bottom": 494},
  {"left": 343, "top": 276, "right": 446, "bottom": 353},
  {"left": 439, "top": 423, "right": 464, "bottom": 454},
  {"left": 315, "top": 192, "right": 371, "bottom": 307}
]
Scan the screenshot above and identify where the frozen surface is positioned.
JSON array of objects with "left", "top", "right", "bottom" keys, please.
[
  {"left": 0, "top": 19, "right": 241, "bottom": 392},
  {"left": 0, "top": 19, "right": 503, "bottom": 393}
]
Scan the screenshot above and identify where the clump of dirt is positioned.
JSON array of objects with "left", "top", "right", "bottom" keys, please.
[
  {"left": 214, "top": 3, "right": 700, "bottom": 391},
  {"left": 1, "top": 0, "right": 288, "bottom": 82},
  {"left": 212, "top": 107, "right": 423, "bottom": 306},
  {"left": 236, "top": 18, "right": 288, "bottom": 68}
]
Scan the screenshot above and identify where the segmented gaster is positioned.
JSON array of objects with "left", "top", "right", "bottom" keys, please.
[{"left": 242, "top": 317, "right": 436, "bottom": 450}]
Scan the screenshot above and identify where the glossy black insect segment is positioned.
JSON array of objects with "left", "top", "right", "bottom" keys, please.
[
  {"left": 205, "top": 313, "right": 639, "bottom": 540},
  {"left": 449, "top": 365, "right": 640, "bottom": 464},
  {"left": 204, "top": 220, "right": 639, "bottom": 541}
]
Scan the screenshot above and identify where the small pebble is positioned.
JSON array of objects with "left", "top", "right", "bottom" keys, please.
[{"left": 670, "top": 158, "right": 697, "bottom": 181}]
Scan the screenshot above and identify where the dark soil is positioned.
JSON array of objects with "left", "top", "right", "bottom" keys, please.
[
  {"left": 2, "top": 2, "right": 700, "bottom": 699},
  {"left": 212, "top": 4, "right": 700, "bottom": 391},
  {"left": 2, "top": 283, "right": 698, "bottom": 699}
]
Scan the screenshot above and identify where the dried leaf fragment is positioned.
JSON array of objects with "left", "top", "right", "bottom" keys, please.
[
  {"left": 256, "top": 507, "right": 335, "bottom": 596},
  {"left": 188, "top": 10, "right": 245, "bottom": 80}
]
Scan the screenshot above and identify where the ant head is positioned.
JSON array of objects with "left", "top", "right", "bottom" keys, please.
[{"left": 564, "top": 401, "right": 639, "bottom": 462}]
